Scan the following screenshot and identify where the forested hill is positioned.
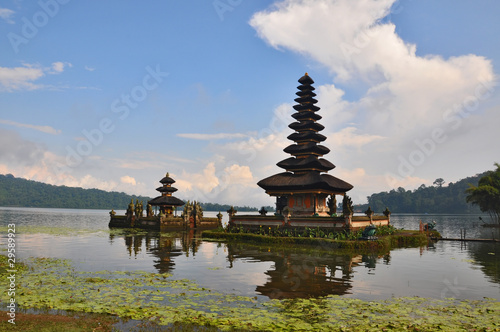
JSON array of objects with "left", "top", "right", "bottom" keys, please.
[
  {"left": 0, "top": 174, "right": 152, "bottom": 210},
  {"left": 0, "top": 174, "right": 269, "bottom": 211},
  {"left": 366, "top": 172, "right": 488, "bottom": 214}
]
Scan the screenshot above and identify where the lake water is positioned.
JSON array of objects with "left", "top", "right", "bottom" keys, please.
[{"left": 1, "top": 207, "right": 499, "bottom": 302}]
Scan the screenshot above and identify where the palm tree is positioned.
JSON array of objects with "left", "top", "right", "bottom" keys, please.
[{"left": 466, "top": 163, "right": 500, "bottom": 225}]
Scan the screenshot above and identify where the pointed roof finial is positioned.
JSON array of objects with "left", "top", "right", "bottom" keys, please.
[
  {"left": 305, "top": 72, "right": 308, "bottom": 76},
  {"left": 166, "top": 172, "right": 169, "bottom": 177}
]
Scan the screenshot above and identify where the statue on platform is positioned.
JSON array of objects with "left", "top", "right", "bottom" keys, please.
[
  {"left": 364, "top": 206, "right": 374, "bottom": 222},
  {"left": 275, "top": 196, "right": 287, "bottom": 216},
  {"left": 327, "top": 195, "right": 337, "bottom": 216},
  {"left": 259, "top": 206, "right": 268, "bottom": 216},
  {"left": 138, "top": 201, "right": 144, "bottom": 217},
  {"left": 109, "top": 209, "right": 116, "bottom": 217},
  {"left": 182, "top": 201, "right": 203, "bottom": 222},
  {"left": 147, "top": 203, "right": 153, "bottom": 217},
  {"left": 135, "top": 200, "right": 141, "bottom": 218},
  {"left": 226, "top": 206, "right": 237, "bottom": 218},
  {"left": 342, "top": 195, "right": 353, "bottom": 216},
  {"left": 127, "top": 199, "right": 134, "bottom": 217},
  {"left": 216, "top": 211, "right": 223, "bottom": 227}
]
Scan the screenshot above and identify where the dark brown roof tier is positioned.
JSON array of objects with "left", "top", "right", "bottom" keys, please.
[
  {"left": 298, "top": 73, "right": 314, "bottom": 85},
  {"left": 159, "top": 174, "right": 175, "bottom": 184},
  {"left": 293, "top": 104, "right": 320, "bottom": 112},
  {"left": 295, "top": 90, "right": 317, "bottom": 97},
  {"left": 294, "top": 96, "right": 318, "bottom": 104},
  {"left": 287, "top": 131, "right": 326, "bottom": 143},
  {"left": 277, "top": 156, "right": 335, "bottom": 172},
  {"left": 289, "top": 121, "right": 325, "bottom": 132},
  {"left": 148, "top": 195, "right": 185, "bottom": 207},
  {"left": 297, "top": 84, "right": 316, "bottom": 91},
  {"left": 257, "top": 172, "right": 353, "bottom": 194},
  {"left": 156, "top": 186, "right": 178, "bottom": 193},
  {"left": 284, "top": 143, "right": 330, "bottom": 156},
  {"left": 292, "top": 112, "right": 322, "bottom": 122}
]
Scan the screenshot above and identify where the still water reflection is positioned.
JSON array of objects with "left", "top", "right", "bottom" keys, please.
[{"left": 1, "top": 207, "right": 499, "bottom": 301}]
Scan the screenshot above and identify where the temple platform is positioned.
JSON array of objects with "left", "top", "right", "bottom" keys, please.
[
  {"left": 229, "top": 214, "right": 390, "bottom": 231},
  {"left": 109, "top": 215, "right": 221, "bottom": 231}
]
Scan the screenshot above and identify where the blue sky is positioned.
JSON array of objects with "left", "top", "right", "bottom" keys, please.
[{"left": 1, "top": 0, "right": 499, "bottom": 208}]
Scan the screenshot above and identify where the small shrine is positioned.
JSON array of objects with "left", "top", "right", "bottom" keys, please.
[
  {"left": 109, "top": 172, "right": 222, "bottom": 230},
  {"left": 258, "top": 73, "right": 353, "bottom": 216},
  {"left": 148, "top": 173, "right": 185, "bottom": 216}
]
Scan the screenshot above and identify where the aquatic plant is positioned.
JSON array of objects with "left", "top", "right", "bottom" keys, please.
[{"left": 0, "top": 255, "right": 498, "bottom": 331}]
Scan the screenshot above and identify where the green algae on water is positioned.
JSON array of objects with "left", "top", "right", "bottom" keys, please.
[{"left": 1, "top": 255, "right": 499, "bottom": 331}]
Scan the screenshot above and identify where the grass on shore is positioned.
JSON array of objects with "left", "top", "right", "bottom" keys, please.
[{"left": 202, "top": 227, "right": 439, "bottom": 252}]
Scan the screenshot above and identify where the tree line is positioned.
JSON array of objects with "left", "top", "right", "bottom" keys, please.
[
  {"left": 365, "top": 172, "right": 488, "bottom": 214},
  {"left": 0, "top": 174, "right": 273, "bottom": 212}
]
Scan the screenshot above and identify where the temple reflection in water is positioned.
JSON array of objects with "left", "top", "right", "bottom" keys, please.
[
  {"left": 110, "top": 229, "right": 202, "bottom": 274},
  {"left": 111, "top": 230, "right": 390, "bottom": 299},
  {"left": 226, "top": 242, "right": 389, "bottom": 298}
]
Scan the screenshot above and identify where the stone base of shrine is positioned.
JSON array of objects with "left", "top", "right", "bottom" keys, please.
[
  {"left": 109, "top": 215, "right": 221, "bottom": 231},
  {"left": 229, "top": 215, "right": 390, "bottom": 232}
]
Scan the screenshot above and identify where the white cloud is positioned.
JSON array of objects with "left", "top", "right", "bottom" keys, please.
[
  {"left": 120, "top": 175, "right": 137, "bottom": 186},
  {"left": 0, "top": 119, "right": 61, "bottom": 135},
  {"left": 182, "top": 162, "right": 220, "bottom": 194},
  {"left": 84, "top": 66, "right": 96, "bottom": 72},
  {"left": 247, "top": 0, "right": 498, "bottom": 203},
  {"left": 0, "top": 64, "right": 45, "bottom": 91},
  {"left": 250, "top": 0, "right": 496, "bottom": 137},
  {"left": 223, "top": 164, "right": 255, "bottom": 186},
  {"left": 173, "top": 161, "right": 262, "bottom": 206},
  {"left": 329, "top": 127, "right": 384, "bottom": 149},
  {"left": 0, "top": 62, "right": 73, "bottom": 92},
  {"left": 250, "top": 0, "right": 395, "bottom": 80},
  {"left": 51, "top": 61, "right": 72, "bottom": 73},
  {"left": 0, "top": 8, "right": 15, "bottom": 24}
]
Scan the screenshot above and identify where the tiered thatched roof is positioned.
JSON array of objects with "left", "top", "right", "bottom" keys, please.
[{"left": 257, "top": 73, "right": 353, "bottom": 196}]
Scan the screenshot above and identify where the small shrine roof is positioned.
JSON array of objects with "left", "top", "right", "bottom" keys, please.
[
  {"left": 148, "top": 195, "right": 185, "bottom": 207},
  {"left": 156, "top": 186, "right": 178, "bottom": 193},
  {"left": 159, "top": 173, "right": 175, "bottom": 184}
]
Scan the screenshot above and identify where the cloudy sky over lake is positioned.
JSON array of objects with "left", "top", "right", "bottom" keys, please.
[{"left": 1, "top": 0, "right": 499, "bottom": 207}]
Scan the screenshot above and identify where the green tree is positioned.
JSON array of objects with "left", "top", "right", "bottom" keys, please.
[
  {"left": 433, "top": 178, "right": 445, "bottom": 187},
  {"left": 466, "top": 163, "right": 500, "bottom": 225}
]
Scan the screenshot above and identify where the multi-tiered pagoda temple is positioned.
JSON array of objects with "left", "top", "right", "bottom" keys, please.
[
  {"left": 230, "top": 73, "right": 390, "bottom": 231},
  {"left": 148, "top": 173, "right": 185, "bottom": 216},
  {"left": 258, "top": 73, "right": 353, "bottom": 216}
]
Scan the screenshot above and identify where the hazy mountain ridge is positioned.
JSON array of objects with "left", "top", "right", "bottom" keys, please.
[{"left": 0, "top": 174, "right": 270, "bottom": 212}]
